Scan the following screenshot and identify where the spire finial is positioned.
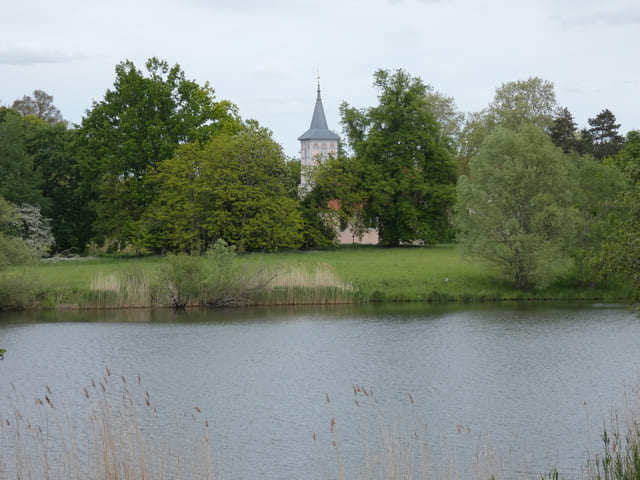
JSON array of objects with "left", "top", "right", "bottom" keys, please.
[{"left": 316, "top": 69, "right": 321, "bottom": 99}]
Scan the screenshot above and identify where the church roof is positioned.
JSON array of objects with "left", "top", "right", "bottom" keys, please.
[{"left": 297, "top": 83, "right": 340, "bottom": 142}]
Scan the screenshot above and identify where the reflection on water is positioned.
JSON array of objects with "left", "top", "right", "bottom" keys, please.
[{"left": 1, "top": 303, "right": 639, "bottom": 479}]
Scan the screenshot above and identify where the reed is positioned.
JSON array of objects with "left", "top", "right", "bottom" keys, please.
[
  {"left": 0, "top": 370, "right": 214, "bottom": 480},
  {"left": 586, "top": 380, "right": 640, "bottom": 480},
  {"left": 85, "top": 267, "right": 154, "bottom": 309},
  {"left": 258, "top": 263, "right": 361, "bottom": 305}
]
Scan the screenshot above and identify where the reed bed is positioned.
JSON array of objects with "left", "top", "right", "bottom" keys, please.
[
  {"left": 85, "top": 268, "right": 154, "bottom": 309},
  {"left": 0, "top": 370, "right": 214, "bottom": 480},
  {"left": 259, "top": 263, "right": 362, "bottom": 305},
  {"left": 3, "top": 375, "right": 640, "bottom": 479}
]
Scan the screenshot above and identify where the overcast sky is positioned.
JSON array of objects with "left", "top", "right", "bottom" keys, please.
[{"left": 2, "top": 0, "right": 639, "bottom": 157}]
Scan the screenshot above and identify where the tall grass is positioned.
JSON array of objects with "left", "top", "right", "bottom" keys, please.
[
  {"left": 258, "top": 263, "right": 362, "bottom": 305},
  {"left": 586, "top": 380, "right": 640, "bottom": 480},
  {"left": 0, "top": 369, "right": 213, "bottom": 480},
  {"left": 85, "top": 267, "right": 153, "bottom": 309},
  {"left": 4, "top": 375, "right": 640, "bottom": 479}
]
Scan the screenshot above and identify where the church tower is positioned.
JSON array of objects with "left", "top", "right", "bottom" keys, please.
[{"left": 298, "top": 79, "right": 340, "bottom": 186}]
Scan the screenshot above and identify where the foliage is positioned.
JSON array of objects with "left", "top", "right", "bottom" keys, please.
[
  {"left": 340, "top": 68, "right": 457, "bottom": 246},
  {"left": 0, "top": 107, "right": 47, "bottom": 208},
  {"left": 455, "top": 125, "right": 578, "bottom": 290},
  {"left": 301, "top": 153, "right": 366, "bottom": 247},
  {"left": 458, "top": 77, "right": 558, "bottom": 173},
  {"left": 550, "top": 107, "right": 579, "bottom": 154},
  {"left": 144, "top": 124, "right": 303, "bottom": 253},
  {"left": 591, "top": 131, "right": 640, "bottom": 300},
  {"left": 79, "top": 57, "right": 243, "bottom": 250},
  {"left": 0, "top": 196, "right": 36, "bottom": 268},
  {"left": 158, "top": 239, "right": 278, "bottom": 308},
  {"left": 14, "top": 203, "right": 54, "bottom": 257},
  {"left": 0, "top": 269, "right": 41, "bottom": 310},
  {"left": 611, "top": 130, "right": 640, "bottom": 180},
  {"left": 569, "top": 153, "right": 628, "bottom": 273},
  {"left": 580, "top": 108, "right": 626, "bottom": 160},
  {"left": 11, "top": 89, "right": 64, "bottom": 124},
  {"left": 22, "top": 117, "right": 94, "bottom": 252}
]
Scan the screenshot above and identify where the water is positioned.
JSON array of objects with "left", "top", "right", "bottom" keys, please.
[{"left": 1, "top": 303, "right": 640, "bottom": 479}]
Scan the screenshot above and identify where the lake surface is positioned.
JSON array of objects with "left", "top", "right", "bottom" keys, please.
[{"left": 1, "top": 303, "right": 640, "bottom": 479}]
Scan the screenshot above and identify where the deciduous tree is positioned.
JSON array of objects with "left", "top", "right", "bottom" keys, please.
[
  {"left": 340, "top": 69, "right": 457, "bottom": 246},
  {"left": 79, "top": 57, "right": 242, "bottom": 250},
  {"left": 143, "top": 125, "right": 303, "bottom": 253},
  {"left": 455, "top": 125, "right": 577, "bottom": 290},
  {"left": 0, "top": 108, "right": 47, "bottom": 208},
  {"left": 458, "top": 77, "right": 558, "bottom": 173},
  {"left": 11, "top": 89, "right": 64, "bottom": 125}
]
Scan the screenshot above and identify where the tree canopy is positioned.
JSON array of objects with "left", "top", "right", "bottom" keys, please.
[
  {"left": 143, "top": 124, "right": 303, "bottom": 253},
  {"left": 11, "top": 89, "right": 64, "bottom": 125},
  {"left": 458, "top": 77, "right": 558, "bottom": 173},
  {"left": 79, "top": 57, "right": 243, "bottom": 250},
  {"left": 455, "top": 125, "right": 578, "bottom": 289},
  {"left": 340, "top": 69, "right": 457, "bottom": 246}
]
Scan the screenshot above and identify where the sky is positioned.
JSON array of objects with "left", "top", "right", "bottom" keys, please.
[{"left": 1, "top": 0, "right": 639, "bottom": 158}]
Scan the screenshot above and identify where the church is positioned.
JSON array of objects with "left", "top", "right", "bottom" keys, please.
[
  {"left": 297, "top": 80, "right": 340, "bottom": 187},
  {"left": 297, "top": 80, "right": 378, "bottom": 245}
]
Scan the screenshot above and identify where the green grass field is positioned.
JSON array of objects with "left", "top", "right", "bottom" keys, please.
[{"left": 2, "top": 245, "right": 632, "bottom": 310}]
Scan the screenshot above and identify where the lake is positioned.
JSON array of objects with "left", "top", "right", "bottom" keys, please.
[{"left": 1, "top": 303, "right": 640, "bottom": 479}]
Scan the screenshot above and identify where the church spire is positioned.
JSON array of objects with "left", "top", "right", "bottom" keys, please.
[{"left": 298, "top": 79, "right": 339, "bottom": 142}]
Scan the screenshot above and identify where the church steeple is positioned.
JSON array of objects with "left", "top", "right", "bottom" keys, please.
[
  {"left": 298, "top": 78, "right": 340, "bottom": 187},
  {"left": 298, "top": 80, "right": 340, "bottom": 142}
]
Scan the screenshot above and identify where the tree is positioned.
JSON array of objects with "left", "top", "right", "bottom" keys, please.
[
  {"left": 21, "top": 117, "right": 94, "bottom": 252},
  {"left": 613, "top": 130, "right": 640, "bottom": 182},
  {"left": 0, "top": 108, "right": 47, "bottom": 208},
  {"left": 340, "top": 69, "right": 457, "bottom": 246},
  {"left": 0, "top": 197, "right": 35, "bottom": 268},
  {"left": 79, "top": 57, "right": 243, "bottom": 250},
  {"left": 550, "top": 107, "right": 579, "bottom": 154},
  {"left": 11, "top": 90, "right": 64, "bottom": 125},
  {"left": 143, "top": 124, "right": 303, "bottom": 253},
  {"left": 301, "top": 153, "right": 366, "bottom": 247},
  {"left": 458, "top": 77, "right": 558, "bottom": 173},
  {"left": 581, "top": 109, "right": 625, "bottom": 160},
  {"left": 593, "top": 131, "right": 640, "bottom": 299},
  {"left": 455, "top": 125, "right": 578, "bottom": 290}
]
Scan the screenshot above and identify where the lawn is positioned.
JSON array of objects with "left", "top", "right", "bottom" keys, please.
[{"left": 4, "top": 244, "right": 632, "bottom": 309}]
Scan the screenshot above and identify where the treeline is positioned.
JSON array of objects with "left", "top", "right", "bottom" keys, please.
[{"left": 1, "top": 58, "right": 639, "bottom": 292}]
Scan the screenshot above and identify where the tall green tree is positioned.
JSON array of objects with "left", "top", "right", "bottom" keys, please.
[
  {"left": 301, "top": 153, "right": 366, "bottom": 247},
  {"left": 79, "top": 57, "right": 242, "bottom": 250},
  {"left": 340, "top": 69, "right": 457, "bottom": 246},
  {"left": 580, "top": 108, "right": 625, "bottom": 160},
  {"left": 455, "top": 125, "right": 578, "bottom": 290},
  {"left": 458, "top": 77, "right": 558, "bottom": 173},
  {"left": 593, "top": 130, "right": 640, "bottom": 298},
  {"left": 550, "top": 107, "right": 579, "bottom": 154},
  {"left": 0, "top": 108, "right": 47, "bottom": 208},
  {"left": 143, "top": 124, "right": 303, "bottom": 253},
  {"left": 22, "top": 117, "right": 93, "bottom": 252}
]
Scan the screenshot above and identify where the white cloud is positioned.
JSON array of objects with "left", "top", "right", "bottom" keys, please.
[{"left": 0, "top": 43, "right": 86, "bottom": 65}]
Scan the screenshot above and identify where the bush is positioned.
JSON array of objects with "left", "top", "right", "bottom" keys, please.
[{"left": 0, "top": 270, "right": 41, "bottom": 310}]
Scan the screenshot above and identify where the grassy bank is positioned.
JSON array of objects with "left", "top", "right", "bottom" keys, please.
[{"left": 1, "top": 245, "right": 632, "bottom": 310}]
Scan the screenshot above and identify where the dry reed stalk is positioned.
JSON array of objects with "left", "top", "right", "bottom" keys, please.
[
  {"left": 88, "top": 271, "right": 152, "bottom": 308},
  {"left": 0, "top": 372, "right": 215, "bottom": 480}
]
